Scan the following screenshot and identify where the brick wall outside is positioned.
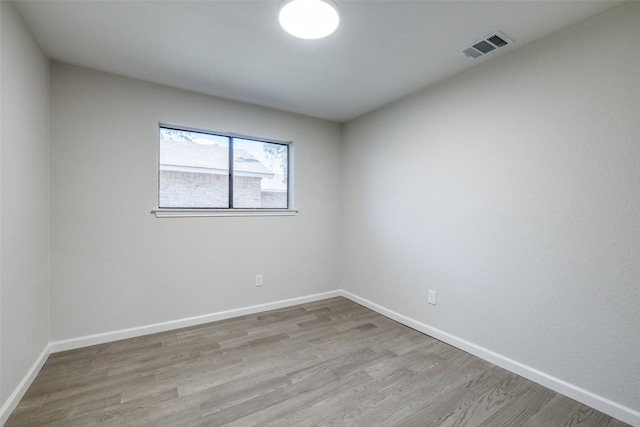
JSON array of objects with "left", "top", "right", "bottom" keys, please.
[
  {"left": 261, "top": 191, "right": 287, "bottom": 208},
  {"left": 160, "top": 171, "right": 283, "bottom": 208},
  {"left": 160, "top": 170, "right": 228, "bottom": 207},
  {"left": 232, "top": 175, "right": 262, "bottom": 208}
]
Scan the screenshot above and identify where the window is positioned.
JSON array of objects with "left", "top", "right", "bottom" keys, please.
[{"left": 158, "top": 126, "right": 289, "bottom": 210}]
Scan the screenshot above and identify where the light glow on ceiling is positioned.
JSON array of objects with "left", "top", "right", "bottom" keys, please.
[{"left": 278, "top": 0, "right": 340, "bottom": 40}]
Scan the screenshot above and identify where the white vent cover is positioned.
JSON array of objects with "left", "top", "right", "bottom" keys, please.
[{"left": 463, "top": 31, "right": 513, "bottom": 59}]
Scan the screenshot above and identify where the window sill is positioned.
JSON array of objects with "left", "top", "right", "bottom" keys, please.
[{"left": 151, "top": 208, "right": 298, "bottom": 218}]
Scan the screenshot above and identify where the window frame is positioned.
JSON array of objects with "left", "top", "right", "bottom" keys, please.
[{"left": 152, "top": 124, "right": 296, "bottom": 218}]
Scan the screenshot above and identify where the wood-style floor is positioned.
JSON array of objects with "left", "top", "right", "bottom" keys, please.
[{"left": 6, "top": 297, "right": 630, "bottom": 426}]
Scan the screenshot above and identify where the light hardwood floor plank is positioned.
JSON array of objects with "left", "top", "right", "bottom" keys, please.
[{"left": 6, "top": 297, "right": 630, "bottom": 426}]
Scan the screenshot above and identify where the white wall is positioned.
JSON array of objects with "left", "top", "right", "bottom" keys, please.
[
  {"left": 0, "top": 0, "right": 50, "bottom": 411},
  {"left": 341, "top": 0, "right": 639, "bottom": 418},
  {"left": 49, "top": 63, "right": 342, "bottom": 341}
]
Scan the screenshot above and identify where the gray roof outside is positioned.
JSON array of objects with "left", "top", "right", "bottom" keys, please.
[{"left": 160, "top": 139, "right": 274, "bottom": 177}]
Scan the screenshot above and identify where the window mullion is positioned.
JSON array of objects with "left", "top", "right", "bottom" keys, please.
[{"left": 228, "top": 137, "right": 234, "bottom": 208}]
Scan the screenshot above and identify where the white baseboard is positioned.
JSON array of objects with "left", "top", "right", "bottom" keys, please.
[
  {"left": 49, "top": 290, "right": 341, "bottom": 353},
  {"left": 0, "top": 344, "right": 51, "bottom": 426},
  {"left": 340, "top": 290, "right": 640, "bottom": 427},
  {"left": 3, "top": 289, "right": 638, "bottom": 427}
]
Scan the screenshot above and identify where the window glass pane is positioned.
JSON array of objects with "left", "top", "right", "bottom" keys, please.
[
  {"left": 233, "top": 138, "right": 288, "bottom": 209},
  {"left": 159, "top": 128, "right": 229, "bottom": 208}
]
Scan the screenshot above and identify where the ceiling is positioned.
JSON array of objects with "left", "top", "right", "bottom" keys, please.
[{"left": 13, "top": 0, "right": 620, "bottom": 123}]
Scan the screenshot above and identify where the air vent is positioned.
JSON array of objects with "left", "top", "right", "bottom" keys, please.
[
  {"left": 463, "top": 31, "right": 513, "bottom": 59},
  {"left": 462, "top": 47, "right": 482, "bottom": 59}
]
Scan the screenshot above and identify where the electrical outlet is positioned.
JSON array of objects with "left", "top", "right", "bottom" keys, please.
[
  {"left": 428, "top": 290, "right": 436, "bottom": 305},
  {"left": 255, "top": 274, "right": 263, "bottom": 287}
]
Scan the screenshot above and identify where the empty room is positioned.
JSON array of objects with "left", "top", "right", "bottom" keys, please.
[{"left": 1, "top": 0, "right": 638, "bottom": 425}]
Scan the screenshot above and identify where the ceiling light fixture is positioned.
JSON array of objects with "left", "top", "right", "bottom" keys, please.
[{"left": 278, "top": 0, "right": 340, "bottom": 40}]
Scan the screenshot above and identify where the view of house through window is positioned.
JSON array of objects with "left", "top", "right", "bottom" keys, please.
[{"left": 159, "top": 127, "right": 289, "bottom": 209}]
